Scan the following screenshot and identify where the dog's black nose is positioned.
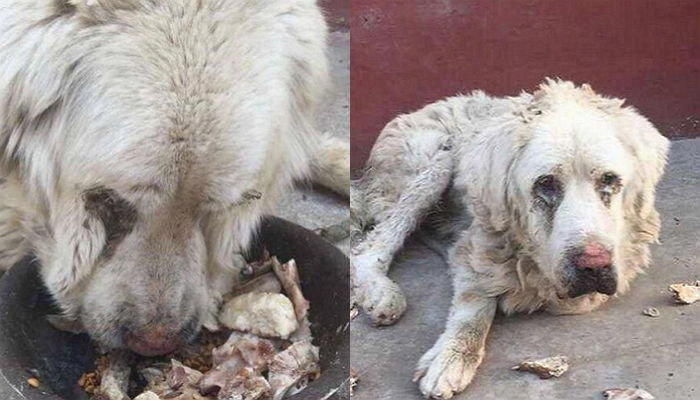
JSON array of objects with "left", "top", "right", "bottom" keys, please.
[
  {"left": 568, "top": 267, "right": 617, "bottom": 297},
  {"left": 568, "top": 243, "right": 617, "bottom": 297}
]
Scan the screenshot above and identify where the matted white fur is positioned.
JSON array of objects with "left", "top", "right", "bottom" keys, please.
[
  {"left": 0, "top": 0, "right": 348, "bottom": 352},
  {"left": 351, "top": 79, "right": 669, "bottom": 399}
]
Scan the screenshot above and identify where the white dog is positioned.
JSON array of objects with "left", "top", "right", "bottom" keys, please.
[
  {"left": 0, "top": 0, "right": 348, "bottom": 356},
  {"left": 351, "top": 80, "right": 669, "bottom": 399}
]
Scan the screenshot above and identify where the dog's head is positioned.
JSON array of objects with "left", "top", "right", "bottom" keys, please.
[
  {"left": 18, "top": 102, "right": 280, "bottom": 357},
  {"left": 0, "top": 1, "right": 327, "bottom": 355},
  {"left": 464, "top": 80, "right": 669, "bottom": 298}
]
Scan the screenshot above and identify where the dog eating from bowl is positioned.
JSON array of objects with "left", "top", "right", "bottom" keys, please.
[
  {"left": 351, "top": 79, "right": 669, "bottom": 399},
  {"left": 0, "top": 0, "right": 348, "bottom": 358}
]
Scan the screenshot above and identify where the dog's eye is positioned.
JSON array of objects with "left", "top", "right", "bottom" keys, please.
[
  {"left": 533, "top": 174, "right": 561, "bottom": 200},
  {"left": 600, "top": 172, "right": 620, "bottom": 187},
  {"left": 597, "top": 172, "right": 622, "bottom": 207},
  {"left": 84, "top": 187, "right": 137, "bottom": 258}
]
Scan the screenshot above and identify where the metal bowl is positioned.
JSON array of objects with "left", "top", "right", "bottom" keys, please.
[{"left": 0, "top": 217, "right": 349, "bottom": 400}]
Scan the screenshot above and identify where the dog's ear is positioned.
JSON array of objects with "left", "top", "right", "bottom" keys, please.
[
  {"left": 39, "top": 195, "right": 108, "bottom": 305},
  {"left": 614, "top": 107, "right": 670, "bottom": 241}
]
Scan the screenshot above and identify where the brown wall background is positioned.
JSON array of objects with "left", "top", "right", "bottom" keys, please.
[{"left": 351, "top": 0, "right": 700, "bottom": 170}]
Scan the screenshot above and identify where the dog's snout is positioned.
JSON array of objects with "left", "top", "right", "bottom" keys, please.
[
  {"left": 575, "top": 242, "right": 612, "bottom": 270},
  {"left": 123, "top": 324, "right": 182, "bottom": 356}
]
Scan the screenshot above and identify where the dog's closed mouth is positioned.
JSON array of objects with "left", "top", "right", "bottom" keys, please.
[{"left": 567, "top": 271, "right": 618, "bottom": 298}]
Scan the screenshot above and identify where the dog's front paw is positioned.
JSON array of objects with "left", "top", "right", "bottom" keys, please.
[
  {"left": 413, "top": 341, "right": 481, "bottom": 399},
  {"left": 354, "top": 274, "right": 406, "bottom": 326}
]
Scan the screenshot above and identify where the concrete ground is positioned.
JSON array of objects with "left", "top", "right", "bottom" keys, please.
[
  {"left": 275, "top": 29, "right": 350, "bottom": 254},
  {"left": 351, "top": 138, "right": 700, "bottom": 400}
]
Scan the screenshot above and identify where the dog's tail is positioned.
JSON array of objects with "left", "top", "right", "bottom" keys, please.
[{"left": 309, "top": 133, "right": 349, "bottom": 197}]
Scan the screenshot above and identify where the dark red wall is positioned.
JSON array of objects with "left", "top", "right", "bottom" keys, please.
[{"left": 351, "top": 0, "right": 700, "bottom": 170}]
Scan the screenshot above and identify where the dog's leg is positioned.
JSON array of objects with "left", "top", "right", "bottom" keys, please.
[
  {"left": 309, "top": 133, "right": 349, "bottom": 197},
  {"left": 352, "top": 168, "right": 451, "bottom": 325},
  {"left": 352, "top": 97, "right": 476, "bottom": 325},
  {"left": 414, "top": 274, "right": 497, "bottom": 399},
  {"left": 352, "top": 99, "right": 467, "bottom": 326},
  {"left": 414, "top": 226, "right": 508, "bottom": 398},
  {"left": 352, "top": 144, "right": 452, "bottom": 325}
]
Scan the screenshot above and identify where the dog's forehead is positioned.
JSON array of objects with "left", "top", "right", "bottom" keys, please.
[
  {"left": 522, "top": 107, "right": 633, "bottom": 179},
  {"left": 55, "top": 10, "right": 281, "bottom": 205},
  {"left": 65, "top": 124, "right": 269, "bottom": 208}
]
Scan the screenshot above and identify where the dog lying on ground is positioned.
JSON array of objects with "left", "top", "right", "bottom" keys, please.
[
  {"left": 351, "top": 80, "right": 669, "bottom": 399},
  {"left": 0, "top": 0, "right": 348, "bottom": 357}
]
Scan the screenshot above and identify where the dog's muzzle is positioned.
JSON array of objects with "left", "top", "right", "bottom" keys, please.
[{"left": 567, "top": 242, "right": 617, "bottom": 297}]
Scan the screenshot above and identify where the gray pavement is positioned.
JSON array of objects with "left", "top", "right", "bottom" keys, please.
[
  {"left": 275, "top": 30, "right": 350, "bottom": 254},
  {"left": 350, "top": 138, "right": 700, "bottom": 400}
]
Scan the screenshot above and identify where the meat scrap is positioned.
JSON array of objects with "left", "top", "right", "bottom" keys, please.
[
  {"left": 133, "top": 392, "right": 160, "bottom": 400},
  {"left": 226, "top": 273, "right": 282, "bottom": 301},
  {"left": 512, "top": 356, "right": 569, "bottom": 379},
  {"left": 217, "top": 368, "right": 271, "bottom": 400},
  {"left": 159, "top": 386, "right": 210, "bottom": 400},
  {"left": 268, "top": 341, "right": 321, "bottom": 400},
  {"left": 91, "top": 351, "right": 134, "bottom": 400},
  {"left": 161, "top": 360, "right": 210, "bottom": 400},
  {"left": 603, "top": 388, "right": 655, "bottom": 399},
  {"left": 669, "top": 281, "right": 700, "bottom": 304},
  {"left": 272, "top": 258, "right": 312, "bottom": 342},
  {"left": 138, "top": 364, "right": 170, "bottom": 394},
  {"left": 168, "top": 360, "right": 203, "bottom": 390},
  {"left": 199, "top": 333, "right": 275, "bottom": 396},
  {"left": 219, "top": 292, "right": 298, "bottom": 339},
  {"left": 271, "top": 258, "right": 309, "bottom": 322}
]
